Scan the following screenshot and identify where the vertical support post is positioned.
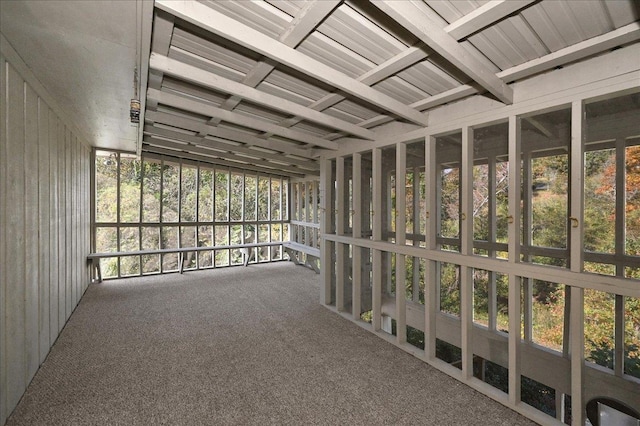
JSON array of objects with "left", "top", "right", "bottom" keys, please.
[
  {"left": 336, "top": 157, "right": 345, "bottom": 312},
  {"left": 425, "top": 136, "right": 437, "bottom": 360},
  {"left": 412, "top": 166, "right": 420, "bottom": 303},
  {"left": 461, "top": 126, "right": 474, "bottom": 378},
  {"left": 319, "top": 158, "right": 332, "bottom": 305},
  {"left": 614, "top": 295, "right": 624, "bottom": 377},
  {"left": 570, "top": 100, "right": 585, "bottom": 426},
  {"left": 570, "top": 100, "right": 585, "bottom": 273},
  {"left": 372, "top": 148, "right": 382, "bottom": 331},
  {"left": 352, "top": 153, "right": 362, "bottom": 320},
  {"left": 487, "top": 156, "right": 497, "bottom": 330},
  {"left": 508, "top": 115, "right": 522, "bottom": 405},
  {"left": 396, "top": 142, "right": 407, "bottom": 344},
  {"left": 570, "top": 287, "right": 584, "bottom": 426}
]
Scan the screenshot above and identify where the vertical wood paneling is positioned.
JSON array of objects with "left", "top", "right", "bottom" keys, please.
[
  {"left": 38, "top": 102, "right": 50, "bottom": 363},
  {"left": 5, "top": 62, "right": 27, "bottom": 414},
  {"left": 0, "top": 53, "right": 8, "bottom": 426},
  {"left": 65, "top": 128, "right": 72, "bottom": 318},
  {"left": 0, "top": 50, "right": 92, "bottom": 423},
  {"left": 58, "top": 123, "right": 66, "bottom": 331},
  {"left": 49, "top": 115, "right": 59, "bottom": 340},
  {"left": 24, "top": 84, "right": 40, "bottom": 383}
]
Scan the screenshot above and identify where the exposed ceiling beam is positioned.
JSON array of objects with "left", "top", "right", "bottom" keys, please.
[
  {"left": 444, "top": 0, "right": 538, "bottom": 40},
  {"left": 145, "top": 110, "right": 317, "bottom": 159},
  {"left": 336, "top": 21, "right": 640, "bottom": 134},
  {"left": 142, "top": 145, "right": 308, "bottom": 178},
  {"left": 208, "top": 0, "right": 341, "bottom": 129},
  {"left": 155, "top": 0, "right": 429, "bottom": 126},
  {"left": 149, "top": 53, "right": 373, "bottom": 140},
  {"left": 144, "top": 135, "right": 316, "bottom": 176},
  {"left": 147, "top": 87, "right": 340, "bottom": 150},
  {"left": 144, "top": 125, "right": 318, "bottom": 171},
  {"left": 273, "top": 46, "right": 430, "bottom": 131},
  {"left": 371, "top": 0, "right": 513, "bottom": 105},
  {"left": 147, "top": 10, "right": 175, "bottom": 110},
  {"left": 497, "top": 21, "right": 640, "bottom": 83},
  {"left": 276, "top": 1, "right": 535, "bottom": 137}
]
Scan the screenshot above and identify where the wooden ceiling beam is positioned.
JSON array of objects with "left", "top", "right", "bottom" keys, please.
[
  {"left": 147, "top": 87, "right": 340, "bottom": 150},
  {"left": 497, "top": 21, "right": 640, "bottom": 83},
  {"left": 144, "top": 125, "right": 318, "bottom": 170},
  {"left": 145, "top": 110, "right": 316, "bottom": 159},
  {"left": 444, "top": 0, "right": 538, "bottom": 40},
  {"left": 208, "top": 0, "right": 342, "bottom": 128},
  {"left": 155, "top": 0, "right": 429, "bottom": 126},
  {"left": 142, "top": 145, "right": 308, "bottom": 178},
  {"left": 144, "top": 135, "right": 316, "bottom": 176},
  {"left": 372, "top": 0, "right": 513, "bottom": 105},
  {"left": 149, "top": 53, "right": 372, "bottom": 140}
]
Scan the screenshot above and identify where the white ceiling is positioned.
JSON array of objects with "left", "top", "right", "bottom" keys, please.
[
  {"left": 0, "top": 0, "right": 140, "bottom": 151},
  {"left": 1, "top": 0, "right": 639, "bottom": 176}
]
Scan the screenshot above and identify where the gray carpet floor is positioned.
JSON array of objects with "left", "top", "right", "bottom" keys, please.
[{"left": 7, "top": 262, "right": 535, "bottom": 425}]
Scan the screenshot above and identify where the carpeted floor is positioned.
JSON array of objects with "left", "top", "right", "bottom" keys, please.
[{"left": 7, "top": 262, "right": 535, "bottom": 425}]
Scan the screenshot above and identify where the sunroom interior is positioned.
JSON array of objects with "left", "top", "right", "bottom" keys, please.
[{"left": 1, "top": 1, "right": 639, "bottom": 425}]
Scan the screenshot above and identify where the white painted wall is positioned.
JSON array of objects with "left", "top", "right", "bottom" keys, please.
[{"left": 0, "top": 39, "right": 92, "bottom": 425}]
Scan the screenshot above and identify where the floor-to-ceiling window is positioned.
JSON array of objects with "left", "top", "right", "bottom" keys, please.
[{"left": 93, "top": 152, "right": 289, "bottom": 279}]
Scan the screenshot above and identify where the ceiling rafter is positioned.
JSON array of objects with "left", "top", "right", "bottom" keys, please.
[
  {"left": 144, "top": 125, "right": 318, "bottom": 171},
  {"left": 145, "top": 110, "right": 316, "bottom": 159},
  {"left": 147, "top": 10, "right": 175, "bottom": 110},
  {"left": 143, "top": 145, "right": 307, "bottom": 178},
  {"left": 371, "top": 0, "right": 514, "bottom": 105},
  {"left": 154, "top": 0, "right": 429, "bottom": 126},
  {"left": 331, "top": 21, "right": 640, "bottom": 136},
  {"left": 149, "top": 53, "right": 372, "bottom": 140},
  {"left": 147, "top": 87, "right": 340, "bottom": 150},
  {"left": 444, "top": 0, "right": 538, "bottom": 40},
  {"left": 300, "top": 2, "right": 534, "bottom": 139},
  {"left": 143, "top": 135, "right": 317, "bottom": 176},
  {"left": 206, "top": 0, "right": 342, "bottom": 129}
]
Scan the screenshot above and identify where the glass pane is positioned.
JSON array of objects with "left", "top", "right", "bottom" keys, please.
[
  {"left": 584, "top": 149, "right": 616, "bottom": 254},
  {"left": 161, "top": 161, "right": 179, "bottom": 222},
  {"left": 439, "top": 262, "right": 460, "bottom": 317},
  {"left": 198, "top": 167, "right": 214, "bottom": 222},
  {"left": 230, "top": 173, "right": 243, "bottom": 221},
  {"left": 215, "top": 225, "right": 229, "bottom": 246},
  {"left": 361, "top": 152, "right": 373, "bottom": 239},
  {"left": 120, "top": 255, "right": 140, "bottom": 277},
  {"left": 531, "top": 280, "right": 565, "bottom": 352},
  {"left": 584, "top": 290, "right": 615, "bottom": 370},
  {"left": 95, "top": 150, "right": 117, "bottom": 222},
  {"left": 521, "top": 107, "right": 570, "bottom": 267},
  {"left": 271, "top": 178, "right": 281, "bottom": 221},
  {"left": 161, "top": 226, "right": 178, "bottom": 249},
  {"left": 406, "top": 140, "right": 426, "bottom": 248},
  {"left": 96, "top": 227, "right": 117, "bottom": 253},
  {"left": 282, "top": 178, "right": 289, "bottom": 221},
  {"left": 215, "top": 170, "right": 229, "bottom": 222},
  {"left": 142, "top": 254, "right": 159, "bottom": 274},
  {"left": 100, "top": 258, "right": 118, "bottom": 279},
  {"left": 142, "top": 159, "right": 161, "bottom": 222},
  {"left": 119, "top": 227, "right": 139, "bottom": 252},
  {"left": 180, "top": 226, "right": 196, "bottom": 247},
  {"left": 625, "top": 296, "right": 640, "bottom": 378},
  {"left": 230, "top": 224, "right": 242, "bottom": 245},
  {"left": 258, "top": 176, "right": 269, "bottom": 221},
  {"left": 626, "top": 144, "right": 640, "bottom": 256},
  {"left": 436, "top": 132, "right": 462, "bottom": 251},
  {"left": 119, "top": 154, "right": 140, "bottom": 223},
  {"left": 244, "top": 175, "right": 257, "bottom": 221},
  {"left": 180, "top": 165, "right": 197, "bottom": 222},
  {"left": 141, "top": 227, "right": 159, "bottom": 250},
  {"left": 381, "top": 146, "right": 396, "bottom": 243}
]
